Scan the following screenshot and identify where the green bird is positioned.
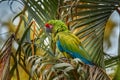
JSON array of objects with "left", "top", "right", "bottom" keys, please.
[{"left": 45, "top": 20, "right": 94, "bottom": 65}]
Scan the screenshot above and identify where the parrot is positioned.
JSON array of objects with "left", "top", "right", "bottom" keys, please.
[{"left": 45, "top": 20, "right": 94, "bottom": 65}]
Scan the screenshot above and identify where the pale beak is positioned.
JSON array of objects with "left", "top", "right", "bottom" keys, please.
[{"left": 46, "top": 28, "right": 52, "bottom": 33}]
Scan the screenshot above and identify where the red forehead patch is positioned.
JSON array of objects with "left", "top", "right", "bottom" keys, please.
[
  {"left": 45, "top": 23, "right": 49, "bottom": 28},
  {"left": 45, "top": 23, "right": 52, "bottom": 28}
]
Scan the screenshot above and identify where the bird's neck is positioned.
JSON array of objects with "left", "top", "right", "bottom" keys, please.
[{"left": 52, "top": 30, "right": 69, "bottom": 41}]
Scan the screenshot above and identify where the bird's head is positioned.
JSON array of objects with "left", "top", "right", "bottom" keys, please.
[{"left": 45, "top": 20, "right": 68, "bottom": 33}]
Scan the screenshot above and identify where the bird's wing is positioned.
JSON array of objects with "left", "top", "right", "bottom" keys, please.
[{"left": 56, "top": 32, "right": 91, "bottom": 61}]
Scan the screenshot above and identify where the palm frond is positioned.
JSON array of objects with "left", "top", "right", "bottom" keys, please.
[
  {"left": 27, "top": 56, "right": 111, "bottom": 80},
  {"left": 0, "top": 34, "right": 14, "bottom": 80},
  {"left": 58, "top": 0, "right": 119, "bottom": 68},
  {"left": 22, "top": 0, "right": 58, "bottom": 26},
  {"left": 105, "top": 56, "right": 119, "bottom": 68},
  {"left": 21, "top": 0, "right": 59, "bottom": 56}
]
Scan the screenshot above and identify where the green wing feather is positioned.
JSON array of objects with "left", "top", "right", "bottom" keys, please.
[{"left": 55, "top": 31, "right": 91, "bottom": 61}]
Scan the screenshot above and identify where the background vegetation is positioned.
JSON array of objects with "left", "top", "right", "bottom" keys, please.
[{"left": 0, "top": 0, "right": 120, "bottom": 80}]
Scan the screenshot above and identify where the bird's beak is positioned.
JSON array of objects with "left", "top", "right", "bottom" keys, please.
[{"left": 46, "top": 27, "right": 52, "bottom": 33}]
